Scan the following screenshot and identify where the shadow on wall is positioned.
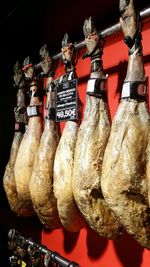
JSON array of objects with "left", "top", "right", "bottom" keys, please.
[
  {"left": 62, "top": 225, "right": 108, "bottom": 258},
  {"left": 86, "top": 226, "right": 108, "bottom": 259},
  {"left": 113, "top": 232, "right": 144, "bottom": 267},
  {"left": 62, "top": 228, "right": 80, "bottom": 252},
  {"left": 87, "top": 228, "right": 144, "bottom": 266},
  {"left": 86, "top": 226, "right": 144, "bottom": 266},
  {"left": 87, "top": 228, "right": 144, "bottom": 267}
]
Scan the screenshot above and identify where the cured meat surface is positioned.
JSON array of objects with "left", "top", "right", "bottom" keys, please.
[
  {"left": 29, "top": 45, "right": 61, "bottom": 228},
  {"left": 101, "top": 0, "right": 150, "bottom": 249},
  {"left": 72, "top": 16, "right": 123, "bottom": 239},
  {"left": 15, "top": 117, "right": 43, "bottom": 211},
  {"left": 101, "top": 100, "right": 150, "bottom": 248},
  {"left": 72, "top": 95, "right": 123, "bottom": 239},
  {"left": 53, "top": 120, "right": 86, "bottom": 232},
  {"left": 15, "top": 57, "right": 43, "bottom": 213},
  {"left": 29, "top": 120, "right": 61, "bottom": 228},
  {"left": 53, "top": 33, "right": 86, "bottom": 232},
  {"left": 3, "top": 60, "right": 34, "bottom": 216},
  {"left": 3, "top": 132, "right": 34, "bottom": 216},
  {"left": 146, "top": 136, "right": 150, "bottom": 206}
]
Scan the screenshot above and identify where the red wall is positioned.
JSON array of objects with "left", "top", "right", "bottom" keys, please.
[{"left": 42, "top": 19, "right": 150, "bottom": 267}]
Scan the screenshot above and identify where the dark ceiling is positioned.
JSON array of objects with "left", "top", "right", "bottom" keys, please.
[{"left": 0, "top": 0, "right": 149, "bottom": 66}]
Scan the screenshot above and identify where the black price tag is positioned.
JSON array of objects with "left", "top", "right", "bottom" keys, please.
[{"left": 56, "top": 79, "right": 78, "bottom": 122}]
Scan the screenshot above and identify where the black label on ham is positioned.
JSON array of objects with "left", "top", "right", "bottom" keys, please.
[{"left": 56, "top": 79, "right": 78, "bottom": 122}]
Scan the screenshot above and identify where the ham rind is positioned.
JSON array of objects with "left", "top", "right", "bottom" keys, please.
[
  {"left": 101, "top": 100, "right": 150, "bottom": 248},
  {"left": 3, "top": 132, "right": 31, "bottom": 216},
  {"left": 101, "top": 0, "right": 150, "bottom": 249},
  {"left": 146, "top": 137, "right": 150, "bottom": 206},
  {"left": 72, "top": 17, "right": 123, "bottom": 239},
  {"left": 29, "top": 46, "right": 61, "bottom": 228},
  {"left": 53, "top": 34, "right": 86, "bottom": 232},
  {"left": 15, "top": 114, "right": 43, "bottom": 212},
  {"left": 53, "top": 120, "right": 86, "bottom": 232},
  {"left": 3, "top": 61, "right": 33, "bottom": 216},
  {"left": 15, "top": 57, "right": 43, "bottom": 212},
  {"left": 29, "top": 119, "right": 61, "bottom": 228},
  {"left": 29, "top": 74, "right": 61, "bottom": 228},
  {"left": 72, "top": 97, "right": 123, "bottom": 239}
]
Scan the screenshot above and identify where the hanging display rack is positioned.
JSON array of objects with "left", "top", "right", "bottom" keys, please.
[{"left": 53, "top": 7, "right": 150, "bottom": 61}]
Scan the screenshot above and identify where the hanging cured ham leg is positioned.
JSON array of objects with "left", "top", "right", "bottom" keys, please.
[
  {"left": 101, "top": 0, "right": 150, "bottom": 249},
  {"left": 147, "top": 134, "right": 150, "bottom": 204},
  {"left": 53, "top": 34, "right": 86, "bottom": 232},
  {"left": 3, "top": 61, "right": 33, "bottom": 216},
  {"left": 29, "top": 45, "right": 61, "bottom": 229},
  {"left": 15, "top": 57, "right": 43, "bottom": 213},
  {"left": 72, "top": 17, "right": 122, "bottom": 239}
]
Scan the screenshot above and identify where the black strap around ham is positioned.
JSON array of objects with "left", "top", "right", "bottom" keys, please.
[
  {"left": 14, "top": 106, "right": 26, "bottom": 114},
  {"left": 46, "top": 82, "right": 55, "bottom": 93},
  {"left": 121, "top": 80, "right": 147, "bottom": 100},
  {"left": 86, "top": 78, "right": 107, "bottom": 101},
  {"left": 27, "top": 89, "right": 44, "bottom": 99},
  {"left": 15, "top": 122, "right": 26, "bottom": 133},
  {"left": 123, "top": 11, "right": 142, "bottom": 55},
  {"left": 45, "top": 107, "right": 56, "bottom": 120},
  {"left": 14, "top": 106, "right": 27, "bottom": 124},
  {"left": 91, "top": 59, "right": 102, "bottom": 73},
  {"left": 124, "top": 33, "right": 142, "bottom": 55}
]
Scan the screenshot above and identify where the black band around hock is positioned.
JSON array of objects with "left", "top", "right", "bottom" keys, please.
[
  {"left": 124, "top": 33, "right": 142, "bottom": 55},
  {"left": 91, "top": 59, "right": 102, "bottom": 73},
  {"left": 27, "top": 89, "right": 44, "bottom": 101},
  {"left": 15, "top": 122, "right": 25, "bottom": 133},
  {"left": 14, "top": 106, "right": 26, "bottom": 114},
  {"left": 46, "top": 82, "right": 55, "bottom": 93},
  {"left": 121, "top": 80, "right": 147, "bottom": 100},
  {"left": 45, "top": 107, "right": 56, "bottom": 120},
  {"left": 86, "top": 78, "right": 107, "bottom": 100},
  {"left": 14, "top": 107, "right": 27, "bottom": 124}
]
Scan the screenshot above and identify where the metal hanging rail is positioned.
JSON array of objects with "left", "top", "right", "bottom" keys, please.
[
  {"left": 53, "top": 7, "right": 150, "bottom": 61},
  {"left": 8, "top": 229, "right": 80, "bottom": 267}
]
